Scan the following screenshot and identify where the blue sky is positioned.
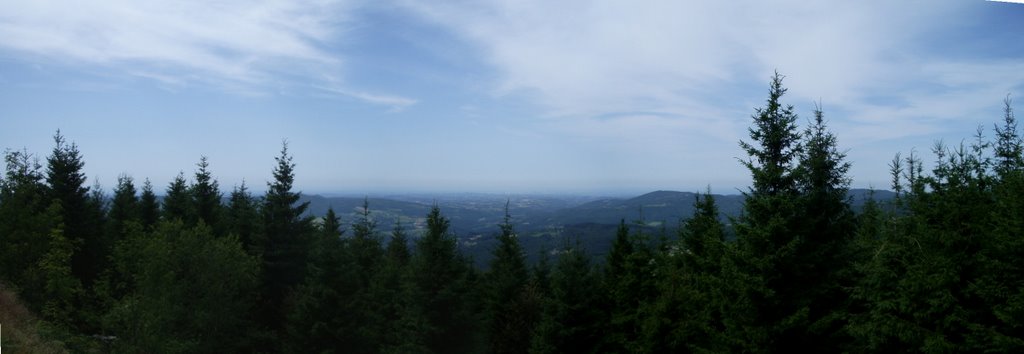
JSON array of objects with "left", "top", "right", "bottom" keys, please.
[{"left": 1, "top": 0, "right": 1023, "bottom": 195}]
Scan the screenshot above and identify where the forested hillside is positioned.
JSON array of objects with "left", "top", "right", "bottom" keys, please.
[{"left": 2, "top": 73, "right": 1023, "bottom": 353}]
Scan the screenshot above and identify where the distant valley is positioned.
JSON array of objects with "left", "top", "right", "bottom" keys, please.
[{"left": 300, "top": 189, "right": 897, "bottom": 266}]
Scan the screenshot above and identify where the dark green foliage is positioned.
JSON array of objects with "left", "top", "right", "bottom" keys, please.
[
  {"left": 138, "top": 178, "right": 159, "bottom": 230},
  {"left": 286, "top": 205, "right": 366, "bottom": 353},
  {"left": 45, "top": 132, "right": 105, "bottom": 288},
  {"left": 226, "top": 181, "right": 262, "bottom": 257},
  {"left": 190, "top": 156, "right": 223, "bottom": 231},
  {"left": 484, "top": 202, "right": 536, "bottom": 354},
  {"left": 259, "top": 142, "right": 314, "bottom": 341},
  {"left": 105, "top": 221, "right": 258, "bottom": 353},
  {"left": 407, "top": 206, "right": 481, "bottom": 353},
  {"left": 107, "top": 174, "right": 139, "bottom": 241},
  {"left": 530, "top": 241, "right": 606, "bottom": 354},
  {"left": 0, "top": 149, "right": 55, "bottom": 297},
  {"left": 994, "top": 96, "right": 1023, "bottom": 177},
  {"left": 350, "top": 198, "right": 383, "bottom": 285},
  {"left": 603, "top": 218, "right": 657, "bottom": 352},
  {"left": 162, "top": 172, "right": 190, "bottom": 222},
  {"left": 642, "top": 191, "right": 729, "bottom": 352},
  {"left": 793, "top": 105, "right": 856, "bottom": 349},
  {"left": 4, "top": 85, "right": 1024, "bottom": 354},
  {"left": 730, "top": 72, "right": 807, "bottom": 351}
]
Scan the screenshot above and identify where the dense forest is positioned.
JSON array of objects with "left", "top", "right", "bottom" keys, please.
[{"left": 2, "top": 73, "right": 1023, "bottom": 353}]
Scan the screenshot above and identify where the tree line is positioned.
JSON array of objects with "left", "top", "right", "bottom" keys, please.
[{"left": 1, "top": 72, "right": 1023, "bottom": 353}]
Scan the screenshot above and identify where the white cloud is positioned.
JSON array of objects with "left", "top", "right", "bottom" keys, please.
[
  {"left": 400, "top": 0, "right": 1016, "bottom": 144},
  {"left": 0, "top": 0, "right": 415, "bottom": 108}
]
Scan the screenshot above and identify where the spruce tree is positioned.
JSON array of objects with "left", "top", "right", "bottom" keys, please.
[
  {"left": 793, "top": 104, "right": 856, "bottom": 349},
  {"left": 226, "top": 181, "right": 262, "bottom": 257},
  {"left": 484, "top": 202, "right": 534, "bottom": 354},
  {"left": 530, "top": 240, "right": 606, "bottom": 353},
  {"left": 408, "top": 205, "right": 480, "bottom": 353},
  {"left": 163, "top": 172, "right": 190, "bottom": 222},
  {"left": 45, "top": 131, "right": 100, "bottom": 286},
  {"left": 138, "top": 178, "right": 160, "bottom": 231},
  {"left": 107, "top": 174, "right": 139, "bottom": 241},
  {"left": 259, "top": 141, "right": 313, "bottom": 342},
  {"left": 731, "top": 72, "right": 805, "bottom": 351},
  {"left": 190, "top": 156, "right": 223, "bottom": 232}
]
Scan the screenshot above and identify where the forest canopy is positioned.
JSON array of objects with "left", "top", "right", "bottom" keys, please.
[{"left": 1, "top": 73, "right": 1023, "bottom": 353}]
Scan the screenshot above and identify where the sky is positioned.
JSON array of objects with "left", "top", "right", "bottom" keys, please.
[{"left": 1, "top": 0, "right": 1023, "bottom": 196}]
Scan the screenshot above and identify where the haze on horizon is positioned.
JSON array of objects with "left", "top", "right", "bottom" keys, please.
[{"left": 2, "top": 1, "right": 1023, "bottom": 195}]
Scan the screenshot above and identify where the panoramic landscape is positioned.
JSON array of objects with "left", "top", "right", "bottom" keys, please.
[{"left": 2, "top": 1, "right": 1024, "bottom": 353}]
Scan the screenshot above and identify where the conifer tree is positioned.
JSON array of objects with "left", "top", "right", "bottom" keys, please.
[
  {"left": 793, "top": 105, "right": 856, "bottom": 349},
  {"left": 138, "top": 178, "right": 160, "bottom": 231},
  {"left": 190, "top": 156, "right": 223, "bottom": 231},
  {"left": 531, "top": 240, "right": 606, "bottom": 353},
  {"left": 350, "top": 198, "right": 382, "bottom": 286},
  {"left": 994, "top": 96, "right": 1023, "bottom": 177},
  {"left": 0, "top": 149, "right": 53, "bottom": 293},
  {"left": 107, "top": 174, "right": 139, "bottom": 241},
  {"left": 226, "top": 181, "right": 262, "bottom": 257},
  {"left": 408, "top": 205, "right": 480, "bottom": 353},
  {"left": 163, "top": 172, "right": 190, "bottom": 222},
  {"left": 105, "top": 221, "right": 258, "bottom": 353},
  {"left": 730, "top": 72, "right": 806, "bottom": 350},
  {"left": 484, "top": 202, "right": 534, "bottom": 354},
  {"left": 286, "top": 206, "right": 364, "bottom": 352},
  {"left": 642, "top": 191, "right": 728, "bottom": 352},
  {"left": 259, "top": 141, "right": 313, "bottom": 342},
  {"left": 45, "top": 132, "right": 101, "bottom": 287}
]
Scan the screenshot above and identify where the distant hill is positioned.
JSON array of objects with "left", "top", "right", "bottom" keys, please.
[{"left": 298, "top": 188, "right": 898, "bottom": 266}]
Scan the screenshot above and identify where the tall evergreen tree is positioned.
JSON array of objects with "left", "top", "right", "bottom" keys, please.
[
  {"left": 642, "top": 191, "right": 728, "bottom": 352},
  {"left": 407, "top": 205, "right": 481, "bottom": 353},
  {"left": 286, "top": 205, "right": 364, "bottom": 353},
  {"left": 793, "top": 104, "right": 856, "bottom": 349},
  {"left": 484, "top": 202, "right": 534, "bottom": 354},
  {"left": 226, "top": 181, "right": 262, "bottom": 257},
  {"left": 530, "top": 240, "right": 606, "bottom": 354},
  {"left": 350, "top": 198, "right": 382, "bottom": 286},
  {"left": 259, "top": 141, "right": 313, "bottom": 343},
  {"left": 45, "top": 132, "right": 101, "bottom": 287},
  {"left": 0, "top": 149, "right": 64, "bottom": 309},
  {"left": 162, "top": 172, "right": 190, "bottom": 222},
  {"left": 730, "top": 72, "right": 806, "bottom": 351},
  {"left": 107, "top": 174, "right": 139, "bottom": 241},
  {"left": 994, "top": 95, "right": 1023, "bottom": 177},
  {"left": 190, "top": 156, "right": 222, "bottom": 231},
  {"left": 138, "top": 178, "right": 160, "bottom": 231}
]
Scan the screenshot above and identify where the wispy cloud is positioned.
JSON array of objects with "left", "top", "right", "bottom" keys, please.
[
  {"left": 400, "top": 0, "right": 1017, "bottom": 142},
  {"left": 0, "top": 0, "right": 415, "bottom": 108}
]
